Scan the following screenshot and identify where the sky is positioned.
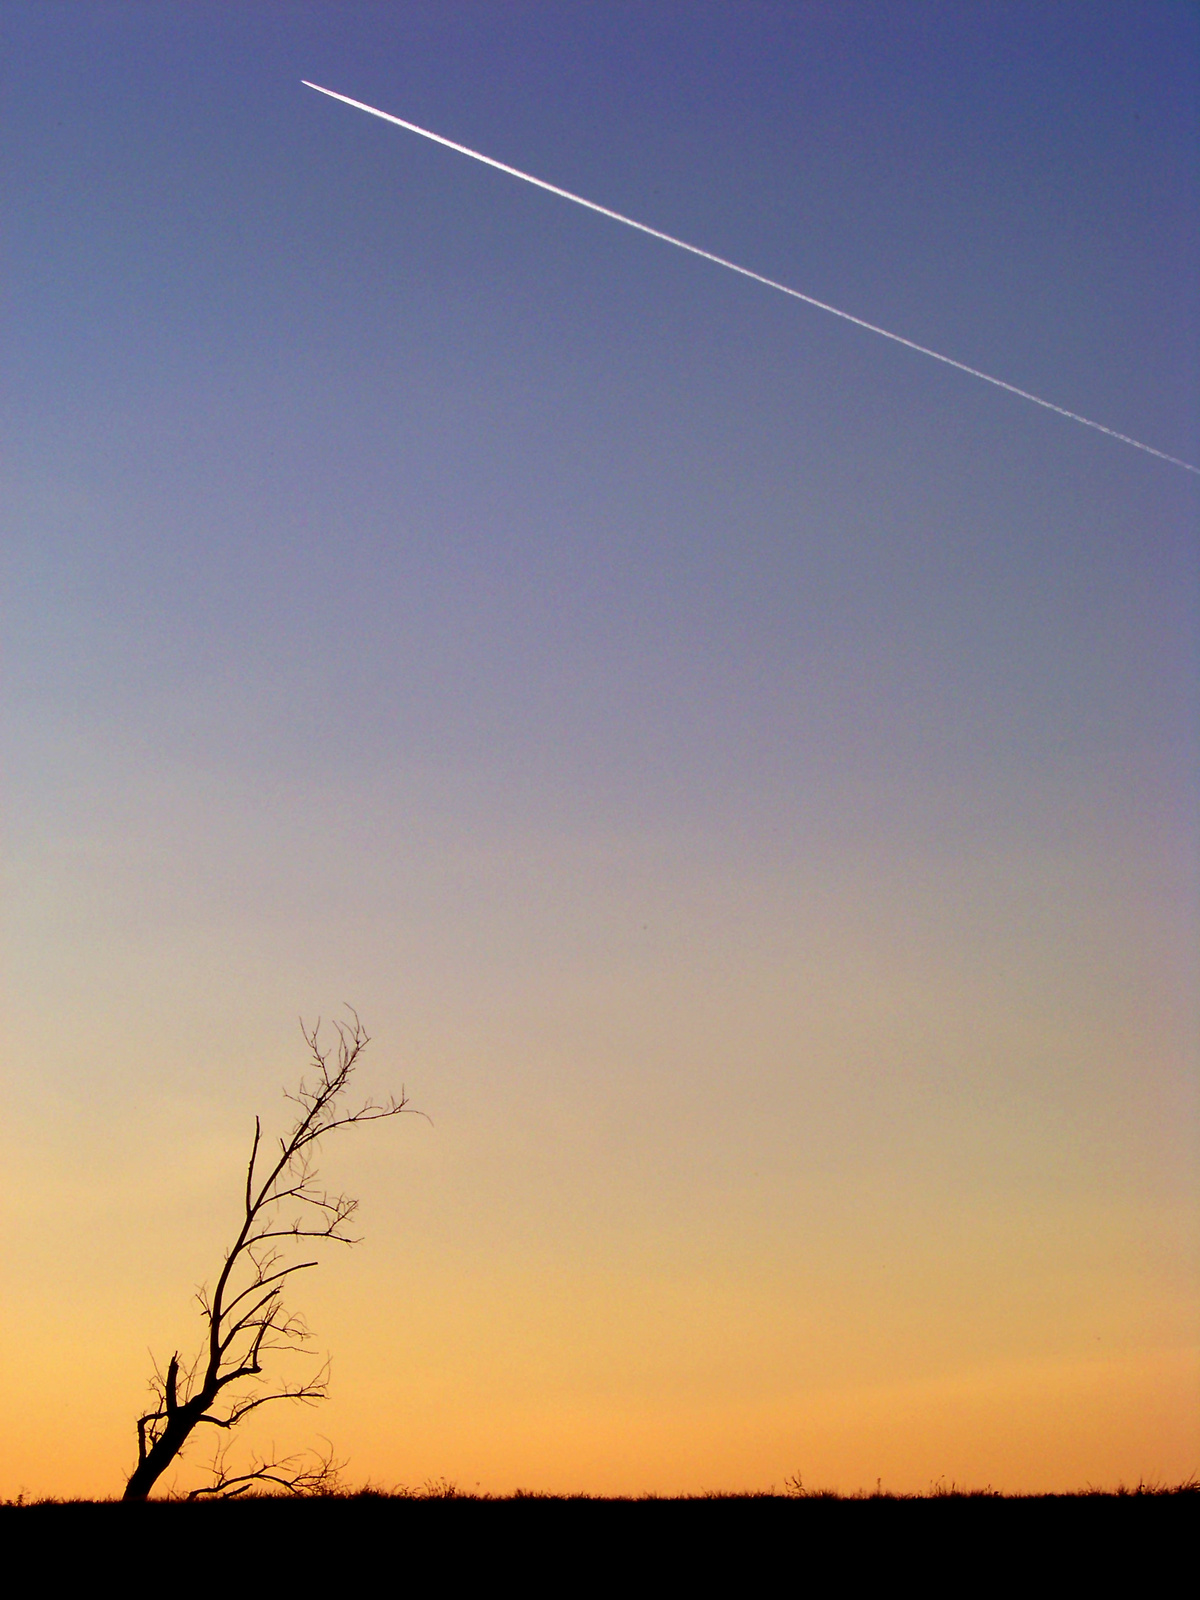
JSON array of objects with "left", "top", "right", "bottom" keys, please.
[{"left": 1, "top": 0, "right": 1197, "bottom": 1498}]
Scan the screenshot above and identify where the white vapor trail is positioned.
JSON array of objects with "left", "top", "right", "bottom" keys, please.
[{"left": 303, "top": 81, "right": 1198, "bottom": 477}]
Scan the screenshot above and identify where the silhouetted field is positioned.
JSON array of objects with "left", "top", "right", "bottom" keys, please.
[{"left": 4, "top": 1481, "right": 1193, "bottom": 1581}]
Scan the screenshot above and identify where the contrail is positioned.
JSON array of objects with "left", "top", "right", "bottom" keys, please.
[{"left": 303, "top": 81, "right": 1198, "bottom": 477}]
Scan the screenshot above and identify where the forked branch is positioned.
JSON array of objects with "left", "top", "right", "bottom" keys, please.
[{"left": 185, "top": 1438, "right": 345, "bottom": 1499}]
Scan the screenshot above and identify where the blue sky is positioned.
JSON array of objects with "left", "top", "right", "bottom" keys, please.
[{"left": 1, "top": 2, "right": 1197, "bottom": 1494}]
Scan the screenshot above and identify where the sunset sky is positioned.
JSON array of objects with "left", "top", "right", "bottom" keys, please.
[{"left": 2, "top": 1, "right": 1197, "bottom": 1498}]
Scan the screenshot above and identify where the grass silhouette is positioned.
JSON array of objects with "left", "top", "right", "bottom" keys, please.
[
  {"left": 5, "top": 1473, "right": 1195, "bottom": 1506},
  {"left": 4, "top": 1474, "right": 1192, "bottom": 1582}
]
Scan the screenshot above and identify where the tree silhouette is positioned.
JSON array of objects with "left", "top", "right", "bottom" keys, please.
[{"left": 123, "top": 1013, "right": 416, "bottom": 1501}]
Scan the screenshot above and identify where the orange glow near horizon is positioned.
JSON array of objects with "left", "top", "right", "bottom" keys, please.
[{"left": 2, "top": 954, "right": 1195, "bottom": 1499}]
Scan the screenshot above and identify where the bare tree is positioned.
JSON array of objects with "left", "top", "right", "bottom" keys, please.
[{"left": 123, "top": 1013, "right": 416, "bottom": 1501}]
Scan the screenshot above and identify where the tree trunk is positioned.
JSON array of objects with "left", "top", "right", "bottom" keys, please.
[{"left": 122, "top": 1395, "right": 210, "bottom": 1501}]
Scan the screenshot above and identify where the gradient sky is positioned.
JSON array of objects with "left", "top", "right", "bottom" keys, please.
[{"left": 2, "top": 1, "right": 1197, "bottom": 1498}]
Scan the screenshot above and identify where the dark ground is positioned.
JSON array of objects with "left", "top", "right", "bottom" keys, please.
[{"left": 3, "top": 1487, "right": 1194, "bottom": 1585}]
